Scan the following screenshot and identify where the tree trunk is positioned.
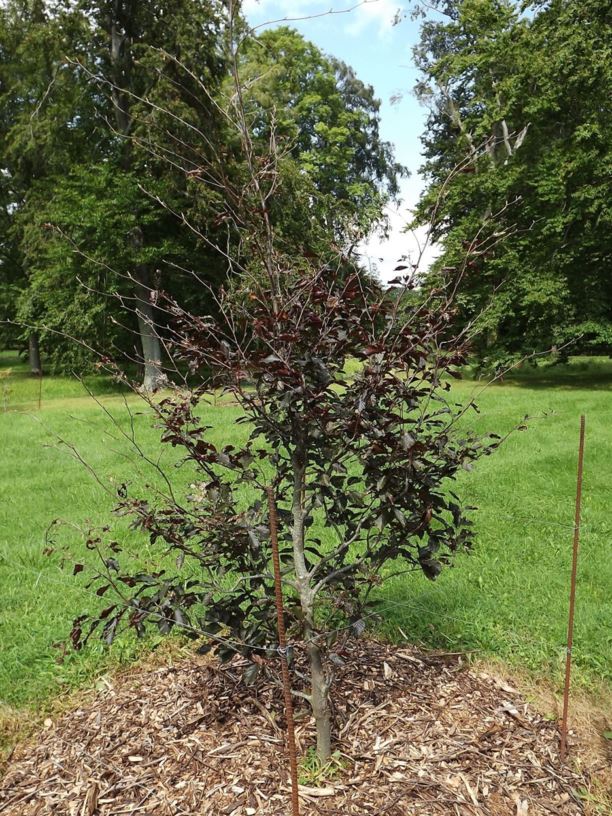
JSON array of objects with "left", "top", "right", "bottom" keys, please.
[
  {"left": 308, "top": 642, "right": 332, "bottom": 763},
  {"left": 107, "top": 5, "right": 163, "bottom": 392},
  {"left": 133, "top": 273, "right": 164, "bottom": 392},
  {"left": 28, "top": 333, "right": 42, "bottom": 375},
  {"left": 291, "top": 453, "right": 333, "bottom": 763}
]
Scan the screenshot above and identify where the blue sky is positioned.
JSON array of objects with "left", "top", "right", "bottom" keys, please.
[{"left": 242, "top": 0, "right": 439, "bottom": 279}]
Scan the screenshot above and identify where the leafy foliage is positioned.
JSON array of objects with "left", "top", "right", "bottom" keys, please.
[
  {"left": 412, "top": 0, "right": 612, "bottom": 368},
  {"left": 0, "top": 0, "right": 95, "bottom": 353},
  {"left": 70, "top": 134, "right": 502, "bottom": 756},
  {"left": 75, "top": 274, "right": 497, "bottom": 642},
  {"left": 238, "top": 27, "right": 404, "bottom": 241},
  {"left": 0, "top": 2, "right": 402, "bottom": 378},
  {"left": 0, "top": 0, "right": 231, "bottom": 375}
]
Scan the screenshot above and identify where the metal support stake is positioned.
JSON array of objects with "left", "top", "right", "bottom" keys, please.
[
  {"left": 266, "top": 486, "right": 300, "bottom": 816},
  {"left": 560, "top": 415, "right": 585, "bottom": 762}
]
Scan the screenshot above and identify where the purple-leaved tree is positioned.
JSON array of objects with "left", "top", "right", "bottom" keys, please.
[{"left": 70, "top": 2, "right": 506, "bottom": 763}]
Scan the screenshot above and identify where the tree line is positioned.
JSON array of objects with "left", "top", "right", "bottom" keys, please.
[
  {"left": 0, "top": 0, "right": 402, "bottom": 386},
  {"left": 412, "top": 0, "right": 611, "bottom": 369},
  {"left": 0, "top": 0, "right": 609, "bottom": 384}
]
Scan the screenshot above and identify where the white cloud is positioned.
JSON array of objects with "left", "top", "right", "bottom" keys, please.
[
  {"left": 346, "top": 0, "right": 404, "bottom": 38},
  {"left": 359, "top": 178, "right": 441, "bottom": 284},
  {"left": 243, "top": 0, "right": 404, "bottom": 40}
]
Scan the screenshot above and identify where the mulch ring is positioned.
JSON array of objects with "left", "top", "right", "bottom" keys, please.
[{"left": 0, "top": 642, "right": 591, "bottom": 815}]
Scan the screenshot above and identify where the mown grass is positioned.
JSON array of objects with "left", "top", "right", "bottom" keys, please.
[{"left": 1, "top": 351, "right": 611, "bottom": 728}]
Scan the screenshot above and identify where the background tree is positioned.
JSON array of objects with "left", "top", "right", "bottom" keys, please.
[
  {"left": 411, "top": 0, "right": 612, "bottom": 368},
  {"left": 238, "top": 27, "right": 404, "bottom": 246},
  {"left": 78, "top": 0, "right": 233, "bottom": 388},
  {"left": 0, "top": 0, "right": 230, "bottom": 381},
  {"left": 1, "top": 3, "right": 403, "bottom": 383},
  {"left": 0, "top": 0, "right": 95, "bottom": 372}
]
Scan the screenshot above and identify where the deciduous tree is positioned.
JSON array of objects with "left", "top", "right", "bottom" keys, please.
[{"left": 411, "top": 0, "right": 612, "bottom": 367}]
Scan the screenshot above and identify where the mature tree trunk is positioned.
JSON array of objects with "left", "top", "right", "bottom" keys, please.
[
  {"left": 134, "top": 274, "right": 164, "bottom": 391},
  {"left": 129, "top": 228, "right": 164, "bottom": 391},
  {"left": 291, "top": 453, "right": 332, "bottom": 763},
  {"left": 28, "top": 333, "right": 42, "bottom": 375},
  {"left": 108, "top": 1, "right": 164, "bottom": 391}
]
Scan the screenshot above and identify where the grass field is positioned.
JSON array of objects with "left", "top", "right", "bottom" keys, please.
[{"left": 1, "top": 351, "right": 611, "bottom": 731}]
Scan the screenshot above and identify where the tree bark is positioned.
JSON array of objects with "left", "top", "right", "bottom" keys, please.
[
  {"left": 134, "top": 274, "right": 164, "bottom": 391},
  {"left": 28, "top": 333, "right": 42, "bottom": 375},
  {"left": 291, "top": 453, "right": 332, "bottom": 763},
  {"left": 108, "top": 2, "right": 164, "bottom": 391},
  {"left": 308, "top": 641, "right": 332, "bottom": 763}
]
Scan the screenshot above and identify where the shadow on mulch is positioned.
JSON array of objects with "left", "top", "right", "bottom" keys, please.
[{"left": 0, "top": 642, "right": 600, "bottom": 815}]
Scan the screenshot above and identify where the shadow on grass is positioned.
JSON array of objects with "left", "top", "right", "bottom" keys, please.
[
  {"left": 376, "top": 581, "right": 499, "bottom": 654},
  {"left": 373, "top": 575, "right": 571, "bottom": 681},
  {"left": 467, "top": 356, "right": 612, "bottom": 391},
  {"left": 0, "top": 350, "right": 132, "bottom": 404}
]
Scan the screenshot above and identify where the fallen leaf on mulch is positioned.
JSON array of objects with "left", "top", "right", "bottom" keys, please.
[{"left": 0, "top": 642, "right": 589, "bottom": 815}]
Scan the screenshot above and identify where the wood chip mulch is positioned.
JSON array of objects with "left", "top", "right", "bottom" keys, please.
[{"left": 0, "top": 642, "right": 589, "bottom": 815}]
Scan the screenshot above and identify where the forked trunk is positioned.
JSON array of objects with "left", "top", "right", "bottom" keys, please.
[{"left": 28, "top": 333, "right": 42, "bottom": 375}]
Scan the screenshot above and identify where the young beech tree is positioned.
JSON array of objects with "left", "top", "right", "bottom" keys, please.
[
  {"left": 74, "top": 265, "right": 501, "bottom": 762},
  {"left": 71, "top": 9, "right": 502, "bottom": 764}
]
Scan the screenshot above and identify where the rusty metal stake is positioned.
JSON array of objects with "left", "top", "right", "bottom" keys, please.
[
  {"left": 266, "top": 486, "right": 300, "bottom": 816},
  {"left": 560, "top": 415, "right": 585, "bottom": 762}
]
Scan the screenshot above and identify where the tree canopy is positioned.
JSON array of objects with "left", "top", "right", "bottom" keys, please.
[
  {"left": 0, "top": 2, "right": 402, "bottom": 382},
  {"left": 412, "top": 0, "right": 612, "bottom": 367},
  {"left": 238, "top": 27, "right": 403, "bottom": 242}
]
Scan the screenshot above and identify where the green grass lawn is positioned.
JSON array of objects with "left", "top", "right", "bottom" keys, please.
[{"left": 1, "top": 351, "right": 611, "bottom": 729}]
